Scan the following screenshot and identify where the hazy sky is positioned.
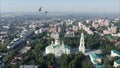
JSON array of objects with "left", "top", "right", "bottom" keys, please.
[{"left": 0, "top": 0, "right": 120, "bottom": 13}]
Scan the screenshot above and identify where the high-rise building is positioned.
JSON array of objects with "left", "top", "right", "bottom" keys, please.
[{"left": 111, "top": 26, "right": 117, "bottom": 34}]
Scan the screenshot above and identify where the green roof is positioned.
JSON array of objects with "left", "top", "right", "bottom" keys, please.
[
  {"left": 107, "top": 36, "right": 116, "bottom": 41},
  {"left": 52, "top": 44, "right": 61, "bottom": 48},
  {"left": 94, "top": 64, "right": 104, "bottom": 68},
  {"left": 93, "top": 60, "right": 97, "bottom": 63},
  {"left": 112, "top": 50, "right": 120, "bottom": 55},
  {"left": 64, "top": 45, "right": 70, "bottom": 49},
  {"left": 115, "top": 60, "right": 120, "bottom": 64},
  {"left": 91, "top": 54, "right": 100, "bottom": 59},
  {"left": 52, "top": 44, "right": 70, "bottom": 49}
]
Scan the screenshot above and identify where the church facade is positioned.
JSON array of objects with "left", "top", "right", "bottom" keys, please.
[{"left": 45, "top": 32, "right": 70, "bottom": 57}]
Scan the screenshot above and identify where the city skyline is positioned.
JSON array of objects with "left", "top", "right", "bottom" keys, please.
[{"left": 0, "top": 0, "right": 120, "bottom": 14}]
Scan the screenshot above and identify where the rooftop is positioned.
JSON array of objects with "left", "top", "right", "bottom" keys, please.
[
  {"left": 115, "top": 59, "right": 120, "bottom": 64},
  {"left": 107, "top": 36, "right": 116, "bottom": 41},
  {"left": 112, "top": 50, "right": 120, "bottom": 55},
  {"left": 90, "top": 54, "right": 100, "bottom": 59},
  {"left": 52, "top": 44, "right": 70, "bottom": 49},
  {"left": 94, "top": 64, "right": 104, "bottom": 68}
]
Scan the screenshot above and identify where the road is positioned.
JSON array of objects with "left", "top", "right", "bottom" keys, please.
[{"left": 71, "top": 48, "right": 101, "bottom": 55}]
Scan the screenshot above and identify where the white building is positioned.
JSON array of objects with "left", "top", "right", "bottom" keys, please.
[
  {"left": 89, "top": 54, "right": 102, "bottom": 64},
  {"left": 2, "top": 25, "right": 10, "bottom": 29},
  {"left": 111, "top": 33, "right": 120, "bottom": 37},
  {"left": 45, "top": 32, "right": 70, "bottom": 57},
  {"left": 92, "top": 21, "right": 99, "bottom": 28},
  {"left": 78, "top": 22, "right": 85, "bottom": 29},
  {"left": 34, "top": 28, "right": 43, "bottom": 35},
  {"left": 79, "top": 32, "right": 85, "bottom": 53},
  {"left": 65, "top": 31, "right": 75, "bottom": 37},
  {"left": 111, "top": 50, "right": 120, "bottom": 57},
  {"left": 98, "top": 19, "right": 109, "bottom": 26},
  {"left": 29, "top": 21, "right": 40, "bottom": 30},
  {"left": 113, "top": 60, "right": 120, "bottom": 68},
  {"left": 65, "top": 19, "right": 73, "bottom": 26},
  {"left": 51, "top": 31, "right": 59, "bottom": 39}
]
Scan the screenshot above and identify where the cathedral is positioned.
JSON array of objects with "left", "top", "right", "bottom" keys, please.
[
  {"left": 79, "top": 32, "right": 85, "bottom": 53},
  {"left": 45, "top": 31, "right": 85, "bottom": 57},
  {"left": 45, "top": 32, "right": 70, "bottom": 57}
]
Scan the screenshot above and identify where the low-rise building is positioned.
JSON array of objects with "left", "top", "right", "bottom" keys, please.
[
  {"left": 103, "top": 30, "right": 111, "bottom": 34},
  {"left": 111, "top": 33, "right": 120, "bottom": 37},
  {"left": 7, "top": 38, "right": 26, "bottom": 49},
  {"left": 65, "top": 19, "right": 73, "bottom": 26},
  {"left": 92, "top": 22, "right": 99, "bottom": 28},
  {"left": 34, "top": 28, "right": 43, "bottom": 34},
  {"left": 111, "top": 26, "right": 117, "bottom": 34},
  {"left": 64, "top": 31, "right": 74, "bottom": 37},
  {"left": 89, "top": 54, "right": 102, "bottom": 64},
  {"left": 73, "top": 25, "right": 78, "bottom": 32},
  {"left": 111, "top": 50, "right": 120, "bottom": 57},
  {"left": 113, "top": 59, "right": 120, "bottom": 68}
]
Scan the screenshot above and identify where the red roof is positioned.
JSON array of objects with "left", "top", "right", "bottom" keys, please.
[{"left": 48, "top": 66, "right": 54, "bottom": 68}]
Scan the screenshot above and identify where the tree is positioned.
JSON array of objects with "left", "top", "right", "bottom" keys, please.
[
  {"left": 61, "top": 52, "right": 85, "bottom": 68},
  {"left": 81, "top": 59, "right": 93, "bottom": 68},
  {"left": 3, "top": 51, "right": 16, "bottom": 63},
  {"left": 100, "top": 44, "right": 114, "bottom": 55},
  {"left": 104, "top": 60, "right": 113, "bottom": 68}
]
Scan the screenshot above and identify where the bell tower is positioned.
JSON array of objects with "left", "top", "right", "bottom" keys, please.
[{"left": 79, "top": 32, "right": 85, "bottom": 53}]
